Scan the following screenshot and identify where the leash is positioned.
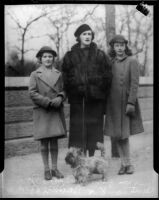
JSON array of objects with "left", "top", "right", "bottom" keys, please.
[{"left": 82, "top": 97, "right": 86, "bottom": 155}]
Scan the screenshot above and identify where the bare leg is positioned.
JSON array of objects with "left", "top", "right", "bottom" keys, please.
[
  {"left": 49, "top": 137, "right": 58, "bottom": 170},
  {"left": 117, "top": 139, "right": 125, "bottom": 166},
  {"left": 50, "top": 137, "right": 64, "bottom": 178},
  {"left": 122, "top": 138, "right": 134, "bottom": 174},
  {"left": 122, "top": 138, "right": 131, "bottom": 166},
  {"left": 117, "top": 139, "right": 127, "bottom": 175},
  {"left": 40, "top": 138, "right": 50, "bottom": 171}
]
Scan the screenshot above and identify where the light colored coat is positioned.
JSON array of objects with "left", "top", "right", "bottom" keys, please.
[
  {"left": 105, "top": 56, "right": 144, "bottom": 139},
  {"left": 29, "top": 65, "right": 66, "bottom": 140}
]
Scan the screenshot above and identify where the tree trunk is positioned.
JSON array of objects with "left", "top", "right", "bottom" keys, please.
[
  {"left": 21, "top": 31, "right": 26, "bottom": 69},
  {"left": 105, "top": 5, "right": 116, "bottom": 46},
  {"left": 105, "top": 4, "right": 119, "bottom": 158}
]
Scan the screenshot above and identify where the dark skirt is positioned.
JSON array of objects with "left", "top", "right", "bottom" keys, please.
[{"left": 68, "top": 99, "right": 105, "bottom": 151}]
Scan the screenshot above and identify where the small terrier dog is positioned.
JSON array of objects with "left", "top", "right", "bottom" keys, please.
[{"left": 65, "top": 142, "right": 108, "bottom": 185}]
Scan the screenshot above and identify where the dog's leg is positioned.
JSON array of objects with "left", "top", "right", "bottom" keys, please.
[
  {"left": 96, "top": 142, "right": 106, "bottom": 159},
  {"left": 75, "top": 179, "right": 79, "bottom": 184},
  {"left": 81, "top": 178, "right": 88, "bottom": 186},
  {"left": 102, "top": 172, "right": 108, "bottom": 182}
]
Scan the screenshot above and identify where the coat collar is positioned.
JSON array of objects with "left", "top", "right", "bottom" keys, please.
[
  {"left": 71, "top": 42, "right": 97, "bottom": 52},
  {"left": 71, "top": 42, "right": 98, "bottom": 62},
  {"left": 114, "top": 55, "right": 128, "bottom": 62},
  {"left": 36, "top": 65, "right": 61, "bottom": 91}
]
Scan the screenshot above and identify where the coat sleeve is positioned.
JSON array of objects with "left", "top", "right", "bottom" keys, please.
[
  {"left": 28, "top": 71, "right": 51, "bottom": 108},
  {"left": 128, "top": 58, "right": 140, "bottom": 105},
  {"left": 61, "top": 52, "right": 76, "bottom": 94},
  {"left": 56, "top": 74, "right": 66, "bottom": 102},
  {"left": 99, "top": 51, "right": 113, "bottom": 98}
]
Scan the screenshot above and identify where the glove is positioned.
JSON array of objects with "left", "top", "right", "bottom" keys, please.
[
  {"left": 126, "top": 104, "right": 135, "bottom": 117},
  {"left": 50, "top": 96, "right": 63, "bottom": 108}
]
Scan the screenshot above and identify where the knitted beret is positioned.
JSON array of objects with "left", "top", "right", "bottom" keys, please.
[{"left": 74, "top": 24, "right": 93, "bottom": 37}]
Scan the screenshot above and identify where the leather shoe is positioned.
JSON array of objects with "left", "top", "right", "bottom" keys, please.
[
  {"left": 125, "top": 165, "right": 134, "bottom": 174},
  {"left": 52, "top": 169, "right": 64, "bottom": 179},
  {"left": 118, "top": 165, "right": 126, "bottom": 175},
  {"left": 44, "top": 170, "right": 52, "bottom": 180}
]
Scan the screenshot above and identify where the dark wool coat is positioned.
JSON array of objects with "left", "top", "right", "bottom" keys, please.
[
  {"left": 61, "top": 42, "right": 112, "bottom": 151},
  {"left": 29, "top": 65, "right": 67, "bottom": 140},
  {"left": 104, "top": 56, "right": 144, "bottom": 139}
]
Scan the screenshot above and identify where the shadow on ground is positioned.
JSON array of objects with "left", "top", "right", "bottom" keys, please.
[{"left": 2, "top": 133, "right": 158, "bottom": 198}]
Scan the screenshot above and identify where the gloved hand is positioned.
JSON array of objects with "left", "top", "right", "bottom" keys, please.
[
  {"left": 50, "top": 96, "right": 63, "bottom": 108},
  {"left": 126, "top": 104, "right": 135, "bottom": 117}
]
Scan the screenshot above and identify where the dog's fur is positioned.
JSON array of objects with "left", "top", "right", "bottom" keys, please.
[{"left": 65, "top": 142, "right": 108, "bottom": 185}]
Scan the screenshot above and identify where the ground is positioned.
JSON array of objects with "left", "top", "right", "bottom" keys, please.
[{"left": 2, "top": 132, "right": 158, "bottom": 198}]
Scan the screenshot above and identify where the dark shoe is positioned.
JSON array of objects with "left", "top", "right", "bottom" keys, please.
[
  {"left": 118, "top": 165, "right": 126, "bottom": 175},
  {"left": 44, "top": 170, "right": 52, "bottom": 180},
  {"left": 51, "top": 169, "right": 64, "bottom": 179},
  {"left": 125, "top": 165, "right": 134, "bottom": 174}
]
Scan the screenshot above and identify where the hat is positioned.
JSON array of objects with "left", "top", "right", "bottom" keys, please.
[
  {"left": 109, "top": 35, "right": 128, "bottom": 46},
  {"left": 74, "top": 24, "right": 93, "bottom": 37},
  {"left": 36, "top": 46, "right": 57, "bottom": 58}
]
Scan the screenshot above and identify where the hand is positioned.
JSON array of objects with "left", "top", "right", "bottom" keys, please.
[
  {"left": 126, "top": 104, "right": 135, "bottom": 117},
  {"left": 50, "top": 96, "right": 62, "bottom": 108}
]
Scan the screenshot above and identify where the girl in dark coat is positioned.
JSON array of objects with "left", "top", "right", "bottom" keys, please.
[
  {"left": 62, "top": 24, "right": 112, "bottom": 156},
  {"left": 29, "top": 46, "right": 66, "bottom": 180},
  {"left": 105, "top": 35, "right": 144, "bottom": 175}
]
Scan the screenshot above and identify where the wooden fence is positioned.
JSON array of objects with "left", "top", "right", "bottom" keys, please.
[{"left": 5, "top": 77, "right": 153, "bottom": 158}]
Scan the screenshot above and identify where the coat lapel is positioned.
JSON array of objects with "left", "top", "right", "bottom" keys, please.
[{"left": 36, "top": 66, "right": 61, "bottom": 92}]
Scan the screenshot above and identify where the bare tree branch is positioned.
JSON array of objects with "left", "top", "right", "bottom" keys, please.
[
  {"left": 25, "top": 34, "right": 48, "bottom": 41},
  {"left": 7, "top": 8, "right": 52, "bottom": 66},
  {"left": 25, "top": 11, "right": 48, "bottom": 29},
  {"left": 80, "top": 4, "right": 99, "bottom": 22},
  {"left": 24, "top": 48, "right": 37, "bottom": 53},
  {"left": 7, "top": 12, "right": 24, "bottom": 33}
]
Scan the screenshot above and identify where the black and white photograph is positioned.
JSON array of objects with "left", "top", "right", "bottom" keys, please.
[{"left": 3, "top": 2, "right": 158, "bottom": 198}]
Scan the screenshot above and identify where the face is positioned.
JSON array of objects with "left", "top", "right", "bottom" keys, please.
[
  {"left": 113, "top": 42, "right": 126, "bottom": 56},
  {"left": 79, "top": 30, "right": 92, "bottom": 48},
  {"left": 41, "top": 52, "right": 54, "bottom": 67}
]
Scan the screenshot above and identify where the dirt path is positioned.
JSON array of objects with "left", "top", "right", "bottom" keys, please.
[{"left": 2, "top": 133, "right": 158, "bottom": 198}]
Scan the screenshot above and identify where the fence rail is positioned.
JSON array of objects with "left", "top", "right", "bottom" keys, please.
[{"left": 5, "top": 77, "right": 153, "bottom": 158}]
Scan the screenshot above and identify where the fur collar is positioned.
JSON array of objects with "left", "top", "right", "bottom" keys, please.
[
  {"left": 70, "top": 42, "right": 98, "bottom": 61},
  {"left": 71, "top": 42, "right": 97, "bottom": 51}
]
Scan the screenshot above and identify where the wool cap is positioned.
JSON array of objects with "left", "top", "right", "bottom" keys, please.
[
  {"left": 36, "top": 46, "right": 57, "bottom": 58},
  {"left": 74, "top": 24, "right": 93, "bottom": 37},
  {"left": 109, "top": 35, "right": 128, "bottom": 46}
]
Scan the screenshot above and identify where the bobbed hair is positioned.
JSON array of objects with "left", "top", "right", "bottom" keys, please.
[{"left": 108, "top": 43, "right": 133, "bottom": 59}]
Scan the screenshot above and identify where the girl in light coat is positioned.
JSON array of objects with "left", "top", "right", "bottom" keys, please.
[
  {"left": 29, "top": 46, "right": 66, "bottom": 180},
  {"left": 105, "top": 35, "right": 144, "bottom": 175}
]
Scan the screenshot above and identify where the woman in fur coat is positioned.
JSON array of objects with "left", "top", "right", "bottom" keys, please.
[{"left": 61, "top": 24, "right": 112, "bottom": 157}]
